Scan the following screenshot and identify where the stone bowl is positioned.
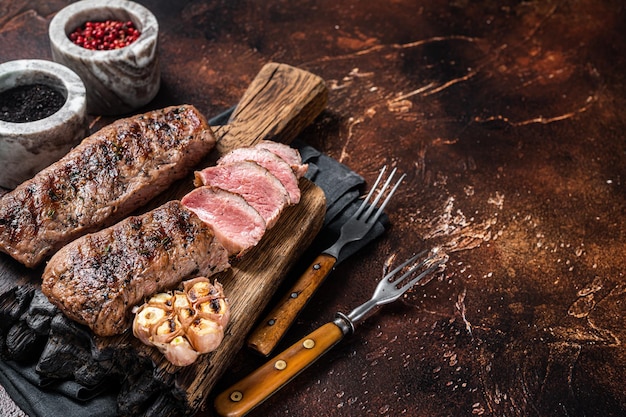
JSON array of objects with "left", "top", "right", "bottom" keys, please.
[
  {"left": 49, "top": 0, "right": 160, "bottom": 116},
  {"left": 0, "top": 59, "right": 88, "bottom": 189}
]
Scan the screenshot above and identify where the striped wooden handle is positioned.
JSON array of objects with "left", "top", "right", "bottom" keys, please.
[
  {"left": 247, "top": 253, "right": 337, "bottom": 356},
  {"left": 214, "top": 321, "right": 344, "bottom": 417}
]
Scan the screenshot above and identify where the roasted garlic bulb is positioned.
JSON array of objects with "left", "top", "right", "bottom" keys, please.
[{"left": 132, "top": 277, "right": 229, "bottom": 366}]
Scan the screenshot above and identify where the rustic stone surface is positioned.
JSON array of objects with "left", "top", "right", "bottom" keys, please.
[{"left": 1, "top": 1, "right": 625, "bottom": 416}]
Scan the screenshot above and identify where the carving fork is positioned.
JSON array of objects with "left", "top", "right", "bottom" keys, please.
[
  {"left": 215, "top": 249, "right": 446, "bottom": 417},
  {"left": 248, "top": 166, "right": 405, "bottom": 356}
]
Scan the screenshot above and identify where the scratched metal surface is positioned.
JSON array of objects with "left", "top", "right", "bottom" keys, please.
[{"left": 1, "top": 1, "right": 625, "bottom": 416}]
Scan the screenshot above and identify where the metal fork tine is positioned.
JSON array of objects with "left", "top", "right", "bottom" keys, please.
[
  {"left": 367, "top": 173, "right": 405, "bottom": 225},
  {"left": 392, "top": 252, "right": 433, "bottom": 285},
  {"left": 361, "top": 167, "right": 397, "bottom": 220},
  {"left": 397, "top": 260, "right": 441, "bottom": 294},
  {"left": 384, "top": 250, "right": 427, "bottom": 281},
  {"left": 353, "top": 165, "right": 387, "bottom": 218},
  {"left": 346, "top": 249, "right": 443, "bottom": 324}
]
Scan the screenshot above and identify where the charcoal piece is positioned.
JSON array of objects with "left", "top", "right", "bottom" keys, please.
[
  {"left": 113, "top": 345, "right": 154, "bottom": 377},
  {"left": 25, "top": 291, "right": 58, "bottom": 335},
  {"left": 117, "top": 370, "right": 163, "bottom": 417},
  {"left": 37, "top": 334, "right": 113, "bottom": 387},
  {"left": 0, "top": 285, "right": 35, "bottom": 329},
  {"left": 0, "top": 286, "right": 33, "bottom": 355},
  {"left": 37, "top": 332, "right": 87, "bottom": 379},
  {"left": 49, "top": 311, "right": 95, "bottom": 344},
  {"left": 142, "top": 392, "right": 190, "bottom": 417},
  {"left": 28, "top": 290, "right": 57, "bottom": 315},
  {"left": 36, "top": 314, "right": 113, "bottom": 386},
  {"left": 5, "top": 321, "right": 45, "bottom": 361},
  {"left": 73, "top": 356, "right": 114, "bottom": 388}
]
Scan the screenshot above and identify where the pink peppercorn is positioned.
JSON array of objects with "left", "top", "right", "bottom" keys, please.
[{"left": 69, "top": 20, "right": 140, "bottom": 50}]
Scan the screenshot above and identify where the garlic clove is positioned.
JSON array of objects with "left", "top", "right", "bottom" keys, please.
[
  {"left": 184, "top": 277, "right": 214, "bottom": 302},
  {"left": 177, "top": 306, "right": 197, "bottom": 329},
  {"left": 196, "top": 296, "right": 230, "bottom": 328},
  {"left": 161, "top": 336, "right": 199, "bottom": 367},
  {"left": 172, "top": 290, "right": 190, "bottom": 310},
  {"left": 147, "top": 292, "right": 174, "bottom": 310},
  {"left": 186, "top": 317, "right": 224, "bottom": 353},
  {"left": 132, "top": 304, "right": 167, "bottom": 345},
  {"left": 150, "top": 315, "right": 183, "bottom": 345}
]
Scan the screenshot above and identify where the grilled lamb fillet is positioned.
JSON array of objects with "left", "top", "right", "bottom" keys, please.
[
  {"left": 255, "top": 140, "right": 308, "bottom": 178},
  {"left": 218, "top": 147, "right": 301, "bottom": 204},
  {"left": 194, "top": 161, "right": 289, "bottom": 228},
  {"left": 0, "top": 105, "right": 215, "bottom": 268},
  {"left": 41, "top": 200, "right": 230, "bottom": 337},
  {"left": 181, "top": 186, "right": 267, "bottom": 256}
]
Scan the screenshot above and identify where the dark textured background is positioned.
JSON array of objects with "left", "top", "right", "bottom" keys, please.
[{"left": 1, "top": 1, "right": 625, "bottom": 416}]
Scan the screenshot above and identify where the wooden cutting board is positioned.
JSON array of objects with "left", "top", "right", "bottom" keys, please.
[{"left": 0, "top": 62, "right": 329, "bottom": 416}]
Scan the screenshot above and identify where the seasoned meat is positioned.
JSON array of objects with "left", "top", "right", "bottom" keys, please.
[
  {"left": 0, "top": 105, "right": 216, "bottom": 268},
  {"left": 218, "top": 147, "right": 301, "bottom": 204},
  {"left": 181, "top": 186, "right": 266, "bottom": 256},
  {"left": 255, "top": 140, "right": 308, "bottom": 178},
  {"left": 41, "top": 201, "right": 230, "bottom": 337},
  {"left": 40, "top": 140, "right": 306, "bottom": 337},
  {"left": 194, "top": 161, "right": 289, "bottom": 228}
]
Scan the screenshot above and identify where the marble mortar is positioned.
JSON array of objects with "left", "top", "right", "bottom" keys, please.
[
  {"left": 49, "top": 0, "right": 160, "bottom": 116},
  {"left": 0, "top": 59, "right": 88, "bottom": 189}
]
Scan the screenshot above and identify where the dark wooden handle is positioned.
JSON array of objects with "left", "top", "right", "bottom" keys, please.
[
  {"left": 247, "top": 253, "right": 337, "bottom": 356},
  {"left": 213, "top": 62, "right": 328, "bottom": 154},
  {"left": 214, "top": 322, "right": 344, "bottom": 417}
]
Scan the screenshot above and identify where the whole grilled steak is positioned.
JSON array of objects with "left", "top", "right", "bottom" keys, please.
[
  {"left": 0, "top": 105, "right": 216, "bottom": 268},
  {"left": 41, "top": 200, "right": 230, "bottom": 337}
]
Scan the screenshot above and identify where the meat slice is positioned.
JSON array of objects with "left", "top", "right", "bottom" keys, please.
[
  {"left": 193, "top": 161, "right": 289, "bottom": 228},
  {"left": 254, "top": 141, "right": 308, "bottom": 178},
  {"left": 0, "top": 105, "right": 216, "bottom": 268},
  {"left": 181, "top": 186, "right": 266, "bottom": 256},
  {"left": 218, "top": 148, "right": 301, "bottom": 204},
  {"left": 41, "top": 201, "right": 230, "bottom": 337}
]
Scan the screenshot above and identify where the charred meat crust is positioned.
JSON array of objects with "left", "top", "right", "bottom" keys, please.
[
  {"left": 41, "top": 200, "right": 230, "bottom": 337},
  {"left": 0, "top": 105, "right": 216, "bottom": 268}
]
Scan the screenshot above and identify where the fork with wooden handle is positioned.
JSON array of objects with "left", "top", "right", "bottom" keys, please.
[
  {"left": 215, "top": 249, "right": 445, "bottom": 417},
  {"left": 247, "top": 166, "right": 405, "bottom": 356}
]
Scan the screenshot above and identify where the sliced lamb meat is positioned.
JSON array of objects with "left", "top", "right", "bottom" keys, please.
[
  {"left": 218, "top": 148, "right": 301, "bottom": 204},
  {"left": 41, "top": 200, "right": 230, "bottom": 337},
  {"left": 254, "top": 141, "right": 308, "bottom": 178},
  {"left": 193, "top": 161, "right": 289, "bottom": 228},
  {"left": 181, "top": 186, "right": 266, "bottom": 256},
  {"left": 0, "top": 105, "right": 216, "bottom": 268}
]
